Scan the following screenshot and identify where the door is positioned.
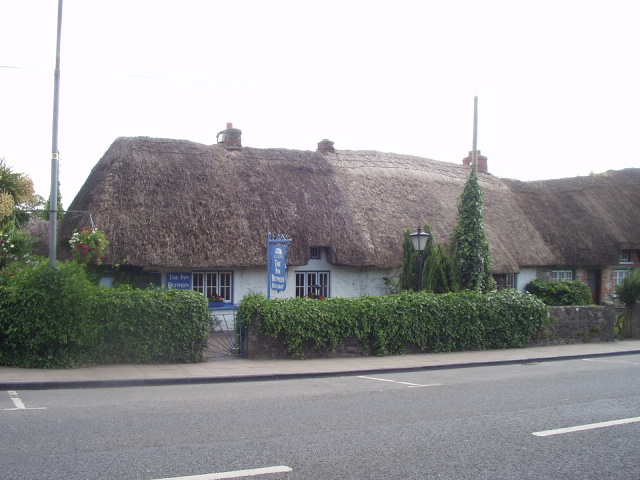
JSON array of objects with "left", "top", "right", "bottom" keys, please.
[{"left": 587, "top": 270, "right": 602, "bottom": 305}]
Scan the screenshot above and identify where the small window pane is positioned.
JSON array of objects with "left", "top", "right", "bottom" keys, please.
[
  {"left": 192, "top": 272, "right": 204, "bottom": 293},
  {"left": 295, "top": 273, "right": 306, "bottom": 298},
  {"left": 206, "top": 273, "right": 217, "bottom": 298},
  {"left": 552, "top": 270, "right": 573, "bottom": 281},
  {"left": 614, "top": 270, "right": 629, "bottom": 285},
  {"left": 318, "top": 272, "right": 329, "bottom": 297},
  {"left": 219, "top": 272, "right": 232, "bottom": 300}
]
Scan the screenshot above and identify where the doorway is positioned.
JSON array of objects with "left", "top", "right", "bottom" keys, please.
[{"left": 587, "top": 269, "right": 602, "bottom": 305}]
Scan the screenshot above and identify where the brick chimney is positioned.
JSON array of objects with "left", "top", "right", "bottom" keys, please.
[
  {"left": 216, "top": 123, "right": 242, "bottom": 150},
  {"left": 462, "top": 150, "right": 488, "bottom": 174},
  {"left": 317, "top": 139, "right": 335, "bottom": 154}
]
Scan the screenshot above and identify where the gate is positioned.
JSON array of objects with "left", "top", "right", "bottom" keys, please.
[{"left": 207, "top": 310, "right": 246, "bottom": 357}]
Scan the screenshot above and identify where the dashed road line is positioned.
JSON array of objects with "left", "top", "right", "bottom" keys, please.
[
  {"left": 358, "top": 375, "right": 442, "bottom": 388},
  {"left": 152, "top": 465, "right": 293, "bottom": 480},
  {"left": 583, "top": 358, "right": 640, "bottom": 365},
  {"left": 533, "top": 416, "right": 640, "bottom": 437},
  {"left": 2, "top": 391, "right": 46, "bottom": 411}
]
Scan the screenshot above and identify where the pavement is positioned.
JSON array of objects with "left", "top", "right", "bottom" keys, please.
[{"left": 2, "top": 339, "right": 640, "bottom": 390}]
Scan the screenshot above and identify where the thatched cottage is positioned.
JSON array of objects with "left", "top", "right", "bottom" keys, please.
[{"left": 60, "top": 124, "right": 640, "bottom": 308}]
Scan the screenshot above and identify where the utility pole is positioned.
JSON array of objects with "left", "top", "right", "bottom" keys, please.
[
  {"left": 472, "top": 96, "right": 478, "bottom": 174},
  {"left": 49, "top": 0, "right": 63, "bottom": 267}
]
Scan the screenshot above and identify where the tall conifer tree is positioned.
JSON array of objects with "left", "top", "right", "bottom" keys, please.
[{"left": 449, "top": 170, "right": 495, "bottom": 292}]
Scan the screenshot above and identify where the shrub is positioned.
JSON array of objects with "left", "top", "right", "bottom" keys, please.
[
  {"left": 238, "top": 289, "right": 547, "bottom": 358},
  {"left": 0, "top": 260, "right": 98, "bottom": 368},
  {"left": 616, "top": 270, "right": 640, "bottom": 305},
  {"left": 525, "top": 279, "right": 593, "bottom": 306},
  {"left": 91, "top": 286, "right": 210, "bottom": 364},
  {"left": 0, "top": 229, "right": 37, "bottom": 269},
  {"left": 0, "top": 259, "right": 210, "bottom": 368}
]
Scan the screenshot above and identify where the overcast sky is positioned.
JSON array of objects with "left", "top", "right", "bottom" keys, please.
[{"left": 1, "top": 0, "right": 638, "bottom": 207}]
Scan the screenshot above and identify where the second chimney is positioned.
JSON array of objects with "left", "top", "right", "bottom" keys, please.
[
  {"left": 216, "top": 123, "right": 242, "bottom": 150},
  {"left": 317, "top": 139, "right": 335, "bottom": 154},
  {"left": 462, "top": 150, "right": 488, "bottom": 174}
]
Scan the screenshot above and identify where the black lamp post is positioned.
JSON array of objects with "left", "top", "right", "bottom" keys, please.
[{"left": 409, "top": 227, "right": 430, "bottom": 291}]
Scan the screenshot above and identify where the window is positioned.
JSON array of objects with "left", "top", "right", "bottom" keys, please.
[
  {"left": 295, "top": 271, "right": 330, "bottom": 298},
  {"left": 192, "top": 271, "right": 232, "bottom": 302},
  {"left": 620, "top": 250, "right": 632, "bottom": 263},
  {"left": 614, "top": 269, "right": 631, "bottom": 285},
  {"left": 131, "top": 272, "right": 162, "bottom": 289},
  {"left": 552, "top": 270, "right": 573, "bottom": 281},
  {"left": 310, "top": 246, "right": 322, "bottom": 259},
  {"left": 506, "top": 273, "right": 518, "bottom": 290}
]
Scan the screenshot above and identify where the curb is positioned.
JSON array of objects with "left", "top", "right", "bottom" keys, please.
[{"left": 2, "top": 348, "right": 640, "bottom": 391}]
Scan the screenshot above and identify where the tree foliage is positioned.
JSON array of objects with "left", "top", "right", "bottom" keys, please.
[
  {"left": 449, "top": 170, "right": 496, "bottom": 292},
  {"left": 616, "top": 270, "right": 640, "bottom": 305},
  {"left": 0, "top": 158, "right": 37, "bottom": 229},
  {"left": 423, "top": 243, "right": 455, "bottom": 293}
]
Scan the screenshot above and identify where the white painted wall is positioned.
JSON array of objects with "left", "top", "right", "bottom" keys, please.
[
  {"left": 154, "top": 247, "right": 400, "bottom": 305},
  {"left": 517, "top": 268, "right": 538, "bottom": 292}
]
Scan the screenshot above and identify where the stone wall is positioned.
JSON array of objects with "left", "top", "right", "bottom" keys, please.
[
  {"left": 531, "top": 305, "right": 615, "bottom": 345},
  {"left": 244, "top": 305, "right": 617, "bottom": 359}
]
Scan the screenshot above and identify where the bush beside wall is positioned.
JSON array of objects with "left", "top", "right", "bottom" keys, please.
[
  {"left": 525, "top": 279, "right": 593, "bottom": 306},
  {"left": 239, "top": 290, "right": 548, "bottom": 359}
]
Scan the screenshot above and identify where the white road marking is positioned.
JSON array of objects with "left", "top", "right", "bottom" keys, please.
[
  {"left": 152, "top": 466, "right": 293, "bottom": 480},
  {"left": 2, "top": 391, "right": 46, "bottom": 411},
  {"left": 358, "top": 375, "right": 442, "bottom": 388},
  {"left": 583, "top": 358, "right": 640, "bottom": 365},
  {"left": 9, "top": 390, "right": 26, "bottom": 409},
  {"left": 533, "top": 416, "right": 640, "bottom": 437}
]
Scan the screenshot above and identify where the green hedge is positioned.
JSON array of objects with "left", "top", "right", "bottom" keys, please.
[
  {"left": 90, "top": 286, "right": 210, "bottom": 364},
  {"left": 525, "top": 279, "right": 593, "bottom": 306},
  {"left": 0, "top": 262, "right": 97, "bottom": 367},
  {"left": 238, "top": 289, "right": 547, "bottom": 358},
  {"left": 0, "top": 261, "right": 210, "bottom": 368}
]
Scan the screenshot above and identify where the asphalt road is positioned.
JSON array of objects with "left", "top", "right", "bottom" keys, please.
[{"left": 2, "top": 354, "right": 639, "bottom": 480}]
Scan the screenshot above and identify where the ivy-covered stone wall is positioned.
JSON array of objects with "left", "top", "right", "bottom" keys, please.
[{"left": 243, "top": 302, "right": 617, "bottom": 359}]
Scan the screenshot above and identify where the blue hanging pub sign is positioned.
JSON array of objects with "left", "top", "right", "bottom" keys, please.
[{"left": 267, "top": 232, "right": 291, "bottom": 298}]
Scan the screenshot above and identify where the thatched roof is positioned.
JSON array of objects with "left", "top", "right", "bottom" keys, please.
[
  {"left": 60, "top": 137, "right": 640, "bottom": 273},
  {"left": 503, "top": 170, "right": 640, "bottom": 266}
]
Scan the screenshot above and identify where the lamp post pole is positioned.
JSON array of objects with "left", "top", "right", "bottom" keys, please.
[
  {"left": 49, "top": 0, "right": 63, "bottom": 267},
  {"left": 417, "top": 249, "right": 425, "bottom": 291},
  {"left": 409, "top": 227, "right": 430, "bottom": 291}
]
